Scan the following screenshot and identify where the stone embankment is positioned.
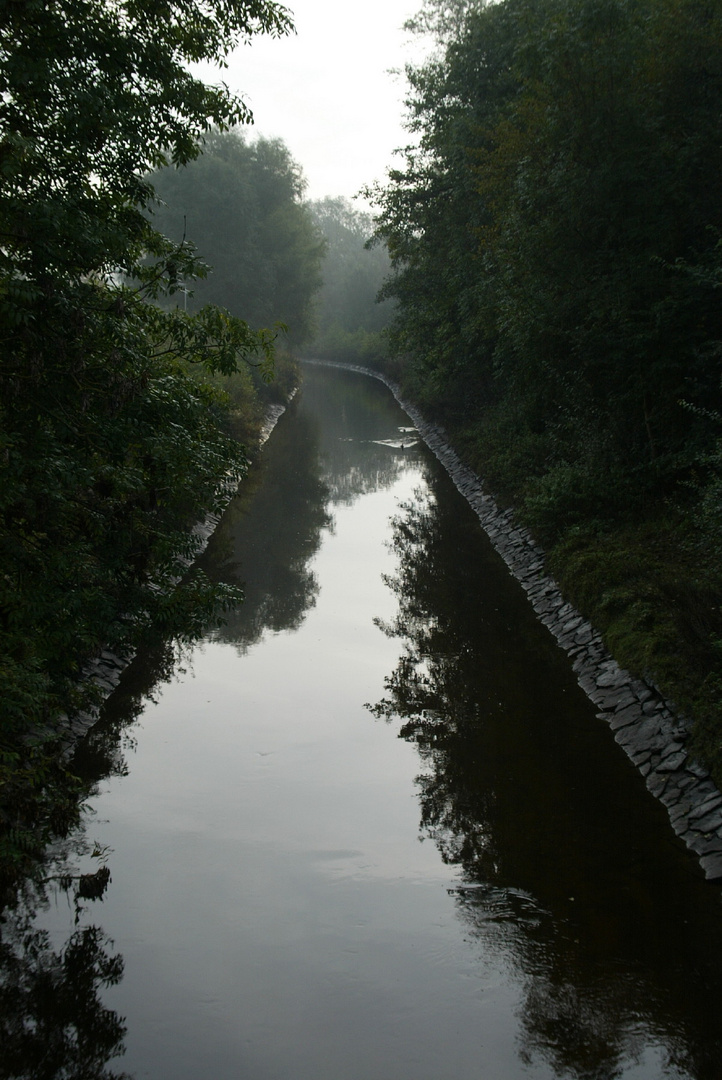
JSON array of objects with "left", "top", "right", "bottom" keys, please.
[
  {"left": 55, "top": 400, "right": 293, "bottom": 756},
  {"left": 315, "top": 360, "right": 722, "bottom": 883}
]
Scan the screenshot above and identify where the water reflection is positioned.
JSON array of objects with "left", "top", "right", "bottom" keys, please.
[
  {"left": 0, "top": 364, "right": 421, "bottom": 1080},
  {"left": 0, "top": 857, "right": 128, "bottom": 1079},
  {"left": 199, "top": 364, "right": 420, "bottom": 652},
  {"left": 5, "top": 364, "right": 722, "bottom": 1079},
  {"left": 370, "top": 481, "right": 722, "bottom": 1080},
  {"left": 199, "top": 404, "right": 332, "bottom": 652},
  {"left": 302, "top": 363, "right": 418, "bottom": 506}
]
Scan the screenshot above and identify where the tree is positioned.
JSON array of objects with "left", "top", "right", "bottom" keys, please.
[
  {"left": 369, "top": 0, "right": 519, "bottom": 411},
  {"left": 0, "top": 0, "right": 293, "bottom": 740},
  {"left": 305, "top": 197, "right": 393, "bottom": 366},
  {"left": 372, "top": 0, "right": 722, "bottom": 488},
  {"left": 150, "top": 130, "right": 326, "bottom": 349}
]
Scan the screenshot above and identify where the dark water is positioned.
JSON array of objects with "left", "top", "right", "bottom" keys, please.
[{"left": 6, "top": 364, "right": 722, "bottom": 1080}]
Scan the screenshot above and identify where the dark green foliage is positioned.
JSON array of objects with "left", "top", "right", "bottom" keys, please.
[
  {"left": 0, "top": 920, "right": 128, "bottom": 1080},
  {"left": 374, "top": 0, "right": 722, "bottom": 476},
  {"left": 372, "top": 0, "right": 722, "bottom": 775},
  {"left": 0, "top": 0, "right": 292, "bottom": 745},
  {"left": 149, "top": 129, "right": 325, "bottom": 348}
]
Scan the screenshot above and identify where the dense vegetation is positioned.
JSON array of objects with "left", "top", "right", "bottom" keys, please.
[
  {"left": 148, "top": 127, "right": 325, "bottom": 440},
  {"left": 0, "top": 0, "right": 300, "bottom": 867},
  {"left": 150, "top": 129, "right": 325, "bottom": 350},
  {"left": 370, "top": 0, "right": 722, "bottom": 777},
  {"left": 304, "top": 197, "right": 394, "bottom": 367}
]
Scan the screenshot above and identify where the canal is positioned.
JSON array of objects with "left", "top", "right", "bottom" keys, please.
[{"left": 7, "top": 363, "right": 722, "bottom": 1079}]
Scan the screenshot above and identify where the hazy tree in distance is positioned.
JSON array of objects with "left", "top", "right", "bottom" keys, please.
[
  {"left": 306, "top": 197, "right": 393, "bottom": 367},
  {"left": 150, "top": 130, "right": 326, "bottom": 349}
]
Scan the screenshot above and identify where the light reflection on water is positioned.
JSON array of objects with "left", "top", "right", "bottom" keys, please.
[{"left": 6, "top": 363, "right": 722, "bottom": 1080}]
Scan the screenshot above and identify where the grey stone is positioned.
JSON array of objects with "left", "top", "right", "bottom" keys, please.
[
  {"left": 627, "top": 747, "right": 653, "bottom": 767},
  {"left": 689, "top": 794, "right": 722, "bottom": 821},
  {"left": 646, "top": 772, "right": 669, "bottom": 798},
  {"left": 700, "top": 852, "right": 722, "bottom": 880},
  {"left": 689, "top": 780, "right": 719, "bottom": 802},
  {"left": 669, "top": 799, "right": 693, "bottom": 823},
  {"left": 672, "top": 816, "right": 692, "bottom": 837},
  {"left": 659, "top": 783, "right": 683, "bottom": 808},
  {"left": 619, "top": 714, "right": 667, "bottom": 747},
  {"left": 596, "top": 668, "right": 626, "bottom": 689},
  {"left": 693, "top": 808, "right": 722, "bottom": 834},
  {"left": 656, "top": 750, "right": 688, "bottom": 773},
  {"left": 600, "top": 687, "right": 637, "bottom": 710},
  {"left": 684, "top": 832, "right": 711, "bottom": 854},
  {"left": 577, "top": 674, "right": 598, "bottom": 696},
  {"left": 609, "top": 706, "right": 641, "bottom": 730},
  {"left": 695, "top": 833, "right": 722, "bottom": 855}
]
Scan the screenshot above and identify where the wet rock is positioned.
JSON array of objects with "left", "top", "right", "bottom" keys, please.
[
  {"left": 608, "top": 705, "right": 642, "bottom": 731},
  {"left": 602, "top": 687, "right": 637, "bottom": 711},
  {"left": 646, "top": 772, "right": 670, "bottom": 798},
  {"left": 700, "top": 852, "right": 722, "bottom": 881},
  {"left": 689, "top": 794, "right": 722, "bottom": 821},
  {"left": 693, "top": 808, "right": 722, "bottom": 834},
  {"left": 656, "top": 750, "right": 688, "bottom": 773}
]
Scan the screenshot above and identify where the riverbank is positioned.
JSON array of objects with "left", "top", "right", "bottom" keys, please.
[
  {"left": 306, "top": 360, "right": 722, "bottom": 883},
  {"left": 49, "top": 395, "right": 296, "bottom": 757}
]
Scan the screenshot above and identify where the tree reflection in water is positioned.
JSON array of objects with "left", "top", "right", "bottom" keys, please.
[
  {"left": 200, "top": 365, "right": 419, "bottom": 653},
  {"left": 0, "top": 647, "right": 184, "bottom": 1079},
  {"left": 0, "top": 376, "right": 351, "bottom": 1080},
  {"left": 198, "top": 403, "right": 332, "bottom": 652},
  {"left": 0, "top": 860, "right": 128, "bottom": 1079},
  {"left": 369, "top": 480, "right": 722, "bottom": 1080}
]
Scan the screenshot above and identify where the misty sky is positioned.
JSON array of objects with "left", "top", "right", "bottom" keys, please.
[{"left": 196, "top": 0, "right": 429, "bottom": 204}]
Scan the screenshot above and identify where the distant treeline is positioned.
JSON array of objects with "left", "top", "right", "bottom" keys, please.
[
  {"left": 150, "top": 129, "right": 325, "bottom": 351},
  {"left": 370, "top": 0, "right": 722, "bottom": 777},
  {"left": 303, "top": 197, "right": 394, "bottom": 368},
  {"left": 149, "top": 141, "right": 394, "bottom": 368}
]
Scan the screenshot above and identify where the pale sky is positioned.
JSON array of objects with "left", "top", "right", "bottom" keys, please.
[{"left": 195, "top": 0, "right": 429, "bottom": 204}]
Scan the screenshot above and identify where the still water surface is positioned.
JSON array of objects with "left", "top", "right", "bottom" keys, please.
[{"left": 17, "top": 365, "right": 722, "bottom": 1078}]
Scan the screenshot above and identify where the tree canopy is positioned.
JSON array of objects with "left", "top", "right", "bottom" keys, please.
[
  {"left": 371, "top": 0, "right": 722, "bottom": 773},
  {"left": 149, "top": 130, "right": 326, "bottom": 348},
  {"left": 372, "top": 0, "right": 722, "bottom": 508},
  {"left": 0, "top": 0, "right": 293, "bottom": 755}
]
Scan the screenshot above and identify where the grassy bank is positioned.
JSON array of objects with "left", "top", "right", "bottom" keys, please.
[{"left": 446, "top": 412, "right": 722, "bottom": 788}]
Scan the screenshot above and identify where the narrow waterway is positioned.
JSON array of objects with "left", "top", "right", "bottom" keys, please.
[{"left": 11, "top": 364, "right": 722, "bottom": 1080}]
